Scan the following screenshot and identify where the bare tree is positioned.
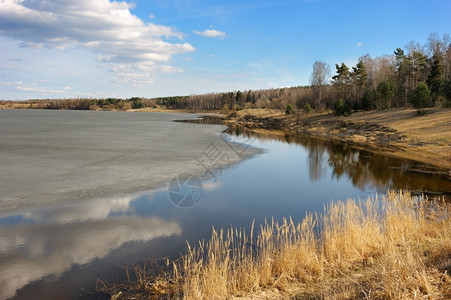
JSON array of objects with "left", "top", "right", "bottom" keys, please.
[{"left": 310, "top": 61, "right": 331, "bottom": 108}]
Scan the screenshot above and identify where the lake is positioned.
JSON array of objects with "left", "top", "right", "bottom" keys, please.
[{"left": 0, "top": 110, "right": 449, "bottom": 299}]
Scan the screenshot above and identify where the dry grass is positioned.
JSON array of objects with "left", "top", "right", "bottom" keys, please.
[
  {"left": 170, "top": 191, "right": 450, "bottom": 299},
  {"left": 335, "top": 108, "right": 451, "bottom": 170},
  {"left": 104, "top": 191, "right": 451, "bottom": 299}
]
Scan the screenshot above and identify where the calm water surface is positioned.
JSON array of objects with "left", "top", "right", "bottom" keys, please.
[{"left": 0, "top": 112, "right": 450, "bottom": 299}]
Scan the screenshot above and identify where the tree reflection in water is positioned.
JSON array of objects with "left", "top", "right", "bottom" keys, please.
[{"left": 225, "top": 124, "right": 451, "bottom": 199}]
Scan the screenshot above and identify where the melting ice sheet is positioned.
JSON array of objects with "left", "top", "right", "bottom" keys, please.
[{"left": 0, "top": 110, "right": 257, "bottom": 212}]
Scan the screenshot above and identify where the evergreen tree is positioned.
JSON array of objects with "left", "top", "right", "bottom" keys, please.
[
  {"left": 245, "top": 91, "right": 252, "bottom": 103},
  {"left": 394, "top": 47, "right": 410, "bottom": 106},
  {"left": 351, "top": 60, "right": 368, "bottom": 106},
  {"left": 361, "top": 90, "right": 374, "bottom": 110},
  {"left": 228, "top": 92, "right": 235, "bottom": 108},
  {"left": 235, "top": 91, "right": 244, "bottom": 106},
  {"left": 409, "top": 82, "right": 431, "bottom": 113},
  {"left": 333, "top": 99, "right": 352, "bottom": 116},
  {"left": 408, "top": 50, "right": 428, "bottom": 88},
  {"left": 376, "top": 79, "right": 396, "bottom": 109},
  {"left": 303, "top": 102, "right": 312, "bottom": 113},
  {"left": 332, "top": 63, "right": 351, "bottom": 100},
  {"left": 426, "top": 53, "right": 444, "bottom": 104},
  {"left": 444, "top": 80, "right": 451, "bottom": 106},
  {"left": 354, "top": 60, "right": 368, "bottom": 87},
  {"left": 131, "top": 97, "right": 145, "bottom": 109}
]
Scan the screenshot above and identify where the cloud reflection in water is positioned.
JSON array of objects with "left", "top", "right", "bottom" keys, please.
[{"left": 0, "top": 194, "right": 182, "bottom": 299}]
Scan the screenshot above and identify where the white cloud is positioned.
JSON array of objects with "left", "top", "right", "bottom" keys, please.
[
  {"left": 15, "top": 82, "right": 71, "bottom": 94},
  {"left": 193, "top": 29, "right": 226, "bottom": 39},
  {"left": 248, "top": 58, "right": 274, "bottom": 71},
  {"left": 0, "top": 80, "right": 23, "bottom": 86},
  {"left": 357, "top": 42, "right": 363, "bottom": 47},
  {"left": 109, "top": 62, "right": 185, "bottom": 87},
  {"left": 0, "top": 0, "right": 195, "bottom": 85}
]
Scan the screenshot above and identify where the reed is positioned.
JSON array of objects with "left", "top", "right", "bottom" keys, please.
[{"left": 107, "top": 191, "right": 451, "bottom": 299}]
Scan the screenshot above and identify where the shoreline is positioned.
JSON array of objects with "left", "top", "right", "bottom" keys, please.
[
  {"left": 219, "top": 107, "right": 451, "bottom": 175},
  {"left": 3, "top": 106, "right": 449, "bottom": 174},
  {"left": 128, "top": 106, "right": 451, "bottom": 175},
  {"left": 2, "top": 106, "right": 449, "bottom": 175}
]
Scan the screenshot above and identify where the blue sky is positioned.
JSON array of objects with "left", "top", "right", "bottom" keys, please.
[{"left": 0, "top": 0, "right": 450, "bottom": 100}]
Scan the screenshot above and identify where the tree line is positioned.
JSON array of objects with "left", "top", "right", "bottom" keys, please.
[
  {"left": 2, "top": 33, "right": 450, "bottom": 114},
  {"left": 323, "top": 33, "right": 451, "bottom": 115},
  {"left": 0, "top": 97, "right": 157, "bottom": 111}
]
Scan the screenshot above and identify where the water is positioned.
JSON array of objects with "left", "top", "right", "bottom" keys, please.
[
  {"left": 0, "top": 110, "right": 450, "bottom": 299},
  {"left": 0, "top": 110, "right": 254, "bottom": 212}
]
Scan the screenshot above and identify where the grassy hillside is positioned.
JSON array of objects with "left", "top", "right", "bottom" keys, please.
[{"left": 224, "top": 107, "right": 451, "bottom": 172}]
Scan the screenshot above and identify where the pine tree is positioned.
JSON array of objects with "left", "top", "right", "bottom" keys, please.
[
  {"left": 235, "top": 91, "right": 244, "bottom": 107},
  {"left": 352, "top": 60, "right": 368, "bottom": 105},
  {"left": 394, "top": 48, "right": 410, "bottom": 106},
  {"left": 332, "top": 63, "right": 351, "bottom": 100},
  {"left": 245, "top": 91, "right": 252, "bottom": 103},
  {"left": 426, "top": 53, "right": 444, "bottom": 104},
  {"left": 409, "top": 82, "right": 431, "bottom": 113},
  {"left": 376, "top": 79, "right": 396, "bottom": 109},
  {"left": 408, "top": 50, "right": 428, "bottom": 88}
]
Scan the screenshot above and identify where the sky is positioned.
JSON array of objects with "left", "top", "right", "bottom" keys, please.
[{"left": 0, "top": 0, "right": 450, "bottom": 100}]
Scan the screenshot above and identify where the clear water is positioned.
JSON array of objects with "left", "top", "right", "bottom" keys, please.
[{"left": 0, "top": 110, "right": 449, "bottom": 299}]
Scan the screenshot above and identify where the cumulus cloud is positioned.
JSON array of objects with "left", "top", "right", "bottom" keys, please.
[
  {"left": 0, "top": 0, "right": 195, "bottom": 86},
  {"left": 193, "top": 29, "right": 226, "bottom": 39}
]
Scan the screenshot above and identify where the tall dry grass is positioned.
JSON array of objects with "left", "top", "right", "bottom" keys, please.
[{"left": 107, "top": 191, "right": 451, "bottom": 299}]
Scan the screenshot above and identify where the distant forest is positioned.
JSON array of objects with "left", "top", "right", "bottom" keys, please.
[{"left": 2, "top": 33, "right": 450, "bottom": 114}]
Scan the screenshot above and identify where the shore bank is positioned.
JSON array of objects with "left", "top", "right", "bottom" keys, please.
[{"left": 221, "top": 108, "right": 451, "bottom": 174}]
